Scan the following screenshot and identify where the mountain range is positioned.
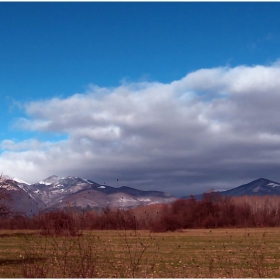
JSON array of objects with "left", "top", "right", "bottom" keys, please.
[
  {"left": 0, "top": 175, "right": 176, "bottom": 216},
  {"left": 2, "top": 176, "right": 280, "bottom": 217},
  {"left": 183, "top": 178, "right": 280, "bottom": 199}
]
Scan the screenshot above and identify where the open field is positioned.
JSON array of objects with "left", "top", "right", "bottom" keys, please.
[{"left": 1, "top": 228, "right": 280, "bottom": 277}]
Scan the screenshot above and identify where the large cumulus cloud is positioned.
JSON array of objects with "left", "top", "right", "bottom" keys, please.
[{"left": 2, "top": 62, "right": 280, "bottom": 196}]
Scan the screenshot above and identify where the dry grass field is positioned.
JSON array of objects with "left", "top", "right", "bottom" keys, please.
[{"left": 1, "top": 228, "right": 280, "bottom": 278}]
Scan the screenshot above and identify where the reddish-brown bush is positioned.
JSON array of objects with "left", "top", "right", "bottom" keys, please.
[
  {"left": 33, "top": 210, "right": 80, "bottom": 236},
  {"left": 2, "top": 191, "right": 280, "bottom": 232}
]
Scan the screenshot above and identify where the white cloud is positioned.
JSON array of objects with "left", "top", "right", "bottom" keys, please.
[{"left": 2, "top": 62, "right": 280, "bottom": 196}]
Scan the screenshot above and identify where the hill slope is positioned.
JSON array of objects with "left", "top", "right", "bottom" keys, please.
[
  {"left": 182, "top": 178, "right": 280, "bottom": 199},
  {"left": 0, "top": 175, "right": 176, "bottom": 215}
]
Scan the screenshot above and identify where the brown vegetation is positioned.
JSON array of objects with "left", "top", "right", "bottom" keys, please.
[
  {"left": 151, "top": 193, "right": 280, "bottom": 231},
  {"left": 1, "top": 192, "right": 280, "bottom": 232},
  {"left": 2, "top": 179, "right": 280, "bottom": 277}
]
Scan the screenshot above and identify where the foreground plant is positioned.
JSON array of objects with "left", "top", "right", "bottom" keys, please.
[
  {"left": 21, "top": 234, "right": 99, "bottom": 277},
  {"left": 20, "top": 208, "right": 161, "bottom": 278}
]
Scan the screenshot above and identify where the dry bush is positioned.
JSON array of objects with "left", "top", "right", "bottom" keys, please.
[
  {"left": 150, "top": 193, "right": 280, "bottom": 232},
  {"left": 3, "top": 187, "right": 280, "bottom": 233},
  {"left": 33, "top": 209, "right": 80, "bottom": 236},
  {"left": 21, "top": 234, "right": 100, "bottom": 278},
  {"left": 9, "top": 215, "right": 31, "bottom": 230},
  {"left": 20, "top": 229, "right": 160, "bottom": 278}
]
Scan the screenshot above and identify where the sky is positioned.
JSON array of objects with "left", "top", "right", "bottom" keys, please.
[{"left": 1, "top": 2, "right": 280, "bottom": 197}]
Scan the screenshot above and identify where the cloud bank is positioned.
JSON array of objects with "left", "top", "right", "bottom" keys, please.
[{"left": 2, "top": 63, "right": 280, "bottom": 196}]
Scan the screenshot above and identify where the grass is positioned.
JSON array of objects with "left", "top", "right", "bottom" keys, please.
[{"left": 1, "top": 228, "right": 280, "bottom": 277}]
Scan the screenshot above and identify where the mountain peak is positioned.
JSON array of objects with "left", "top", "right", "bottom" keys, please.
[
  {"left": 254, "top": 178, "right": 270, "bottom": 182},
  {"left": 221, "top": 178, "right": 280, "bottom": 197},
  {"left": 39, "top": 175, "right": 61, "bottom": 185},
  {"left": 46, "top": 175, "right": 60, "bottom": 180},
  {"left": 12, "top": 177, "right": 30, "bottom": 185}
]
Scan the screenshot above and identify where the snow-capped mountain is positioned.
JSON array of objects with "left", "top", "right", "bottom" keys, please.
[
  {"left": 12, "top": 177, "right": 31, "bottom": 185},
  {"left": 0, "top": 175, "right": 176, "bottom": 215},
  {"left": 0, "top": 178, "right": 42, "bottom": 216},
  {"left": 38, "top": 175, "right": 63, "bottom": 185},
  {"left": 30, "top": 175, "right": 100, "bottom": 207},
  {"left": 220, "top": 178, "right": 280, "bottom": 197},
  {"left": 183, "top": 178, "right": 280, "bottom": 199},
  {"left": 5, "top": 175, "right": 280, "bottom": 216},
  {"left": 30, "top": 175, "right": 175, "bottom": 209}
]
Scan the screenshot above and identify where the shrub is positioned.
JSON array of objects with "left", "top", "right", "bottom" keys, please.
[{"left": 34, "top": 210, "right": 80, "bottom": 236}]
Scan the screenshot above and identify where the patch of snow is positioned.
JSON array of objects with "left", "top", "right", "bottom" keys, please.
[
  {"left": 51, "top": 189, "right": 64, "bottom": 194},
  {"left": 118, "top": 197, "right": 136, "bottom": 202},
  {"left": 13, "top": 177, "right": 30, "bottom": 185},
  {"left": 71, "top": 185, "right": 86, "bottom": 192},
  {"left": 82, "top": 179, "right": 93, "bottom": 184},
  {"left": 98, "top": 186, "right": 106, "bottom": 189},
  {"left": 39, "top": 181, "right": 52, "bottom": 185},
  {"left": 267, "top": 183, "right": 280, "bottom": 188},
  {"left": 148, "top": 202, "right": 158, "bottom": 205},
  {"left": 77, "top": 183, "right": 87, "bottom": 186},
  {"left": 1, "top": 184, "right": 18, "bottom": 191},
  {"left": 138, "top": 197, "right": 152, "bottom": 202},
  {"left": 253, "top": 186, "right": 261, "bottom": 192}
]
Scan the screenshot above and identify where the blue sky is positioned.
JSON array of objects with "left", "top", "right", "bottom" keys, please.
[{"left": 2, "top": 2, "right": 280, "bottom": 196}]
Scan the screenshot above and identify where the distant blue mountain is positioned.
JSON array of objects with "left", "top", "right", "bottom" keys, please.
[{"left": 182, "top": 178, "right": 280, "bottom": 199}]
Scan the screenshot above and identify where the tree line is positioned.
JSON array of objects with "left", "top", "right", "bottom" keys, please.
[{"left": 2, "top": 187, "right": 280, "bottom": 233}]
